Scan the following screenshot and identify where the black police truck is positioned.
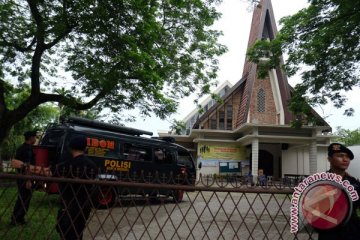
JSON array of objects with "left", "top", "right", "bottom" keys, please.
[{"left": 36, "top": 116, "right": 196, "bottom": 208}]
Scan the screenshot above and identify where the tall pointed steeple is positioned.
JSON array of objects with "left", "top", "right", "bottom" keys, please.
[{"left": 236, "top": 0, "right": 293, "bottom": 127}]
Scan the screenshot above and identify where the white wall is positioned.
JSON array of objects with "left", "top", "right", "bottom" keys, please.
[
  {"left": 282, "top": 145, "right": 329, "bottom": 177},
  {"left": 316, "top": 146, "right": 329, "bottom": 173},
  {"left": 348, "top": 145, "right": 360, "bottom": 179},
  {"left": 281, "top": 147, "right": 309, "bottom": 176}
]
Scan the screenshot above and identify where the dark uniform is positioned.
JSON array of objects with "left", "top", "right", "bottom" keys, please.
[
  {"left": 317, "top": 143, "right": 360, "bottom": 239},
  {"left": 53, "top": 137, "right": 97, "bottom": 240},
  {"left": 11, "top": 133, "right": 36, "bottom": 225},
  {"left": 317, "top": 173, "right": 360, "bottom": 240}
]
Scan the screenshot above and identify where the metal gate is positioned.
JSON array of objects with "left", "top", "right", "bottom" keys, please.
[{"left": 0, "top": 170, "right": 317, "bottom": 239}]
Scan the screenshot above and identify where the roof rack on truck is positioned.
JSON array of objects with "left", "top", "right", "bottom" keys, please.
[
  {"left": 62, "top": 116, "right": 153, "bottom": 136},
  {"left": 151, "top": 136, "right": 176, "bottom": 143}
]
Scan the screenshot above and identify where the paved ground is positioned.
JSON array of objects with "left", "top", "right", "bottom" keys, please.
[{"left": 84, "top": 191, "right": 317, "bottom": 240}]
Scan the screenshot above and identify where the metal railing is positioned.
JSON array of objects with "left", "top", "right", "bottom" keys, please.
[{"left": 0, "top": 168, "right": 317, "bottom": 240}]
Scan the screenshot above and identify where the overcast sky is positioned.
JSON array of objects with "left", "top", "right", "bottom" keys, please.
[{"left": 126, "top": 0, "right": 360, "bottom": 135}]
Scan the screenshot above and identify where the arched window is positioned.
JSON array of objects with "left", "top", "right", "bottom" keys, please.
[{"left": 257, "top": 89, "right": 265, "bottom": 112}]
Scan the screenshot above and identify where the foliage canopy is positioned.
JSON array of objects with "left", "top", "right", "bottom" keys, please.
[
  {"left": 335, "top": 127, "right": 360, "bottom": 146},
  {"left": 0, "top": 0, "right": 226, "bottom": 144}
]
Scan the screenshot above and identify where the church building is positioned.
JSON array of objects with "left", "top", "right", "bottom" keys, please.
[{"left": 160, "top": 0, "right": 333, "bottom": 181}]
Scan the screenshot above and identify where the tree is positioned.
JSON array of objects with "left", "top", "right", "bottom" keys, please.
[
  {"left": 0, "top": 0, "right": 227, "bottom": 145},
  {"left": 0, "top": 84, "right": 59, "bottom": 161},
  {"left": 247, "top": 0, "right": 360, "bottom": 123},
  {"left": 334, "top": 127, "right": 360, "bottom": 146},
  {"left": 170, "top": 120, "right": 186, "bottom": 135},
  {"left": 1, "top": 103, "right": 58, "bottom": 160}
]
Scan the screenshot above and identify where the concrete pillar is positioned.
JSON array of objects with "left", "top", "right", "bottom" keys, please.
[
  {"left": 252, "top": 138, "right": 259, "bottom": 182},
  {"left": 309, "top": 140, "right": 317, "bottom": 174}
]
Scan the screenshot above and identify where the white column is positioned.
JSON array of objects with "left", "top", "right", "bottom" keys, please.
[
  {"left": 252, "top": 138, "right": 259, "bottom": 182},
  {"left": 309, "top": 139, "right": 317, "bottom": 174}
]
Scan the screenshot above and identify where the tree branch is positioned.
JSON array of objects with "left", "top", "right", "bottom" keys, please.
[
  {"left": 44, "top": 27, "right": 72, "bottom": 50},
  {"left": 0, "top": 36, "right": 36, "bottom": 52},
  {"left": 44, "top": 0, "right": 75, "bottom": 49},
  {"left": 40, "top": 91, "right": 106, "bottom": 110},
  {"left": 26, "top": 0, "right": 46, "bottom": 96},
  {"left": 26, "top": 0, "right": 45, "bottom": 38}
]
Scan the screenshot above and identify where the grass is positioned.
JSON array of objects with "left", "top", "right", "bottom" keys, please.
[{"left": 0, "top": 184, "right": 60, "bottom": 240}]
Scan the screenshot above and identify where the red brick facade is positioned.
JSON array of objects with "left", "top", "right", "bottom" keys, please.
[{"left": 249, "top": 74, "right": 277, "bottom": 124}]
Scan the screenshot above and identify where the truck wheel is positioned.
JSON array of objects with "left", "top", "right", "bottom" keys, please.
[
  {"left": 96, "top": 187, "right": 117, "bottom": 209},
  {"left": 172, "top": 190, "right": 184, "bottom": 203}
]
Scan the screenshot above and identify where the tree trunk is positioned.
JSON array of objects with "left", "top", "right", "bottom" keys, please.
[
  {"left": 0, "top": 114, "right": 16, "bottom": 147},
  {"left": 0, "top": 146, "right": 2, "bottom": 172}
]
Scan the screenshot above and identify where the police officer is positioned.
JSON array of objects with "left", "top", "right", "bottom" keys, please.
[
  {"left": 317, "top": 143, "right": 360, "bottom": 240},
  {"left": 53, "top": 136, "right": 97, "bottom": 240},
  {"left": 10, "top": 130, "right": 37, "bottom": 226}
]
